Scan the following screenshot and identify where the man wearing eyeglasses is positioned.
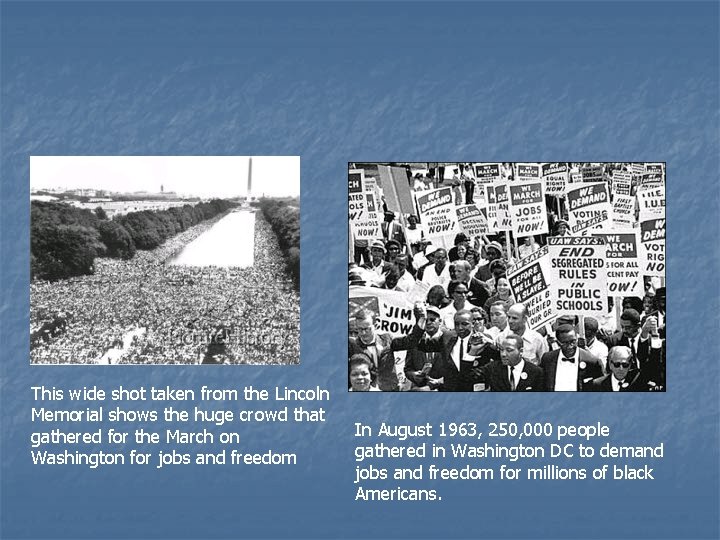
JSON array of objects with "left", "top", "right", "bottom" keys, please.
[
  {"left": 440, "top": 281, "right": 474, "bottom": 330},
  {"left": 540, "top": 324, "right": 603, "bottom": 391},
  {"left": 589, "top": 346, "right": 642, "bottom": 392},
  {"left": 452, "top": 259, "right": 490, "bottom": 308}
]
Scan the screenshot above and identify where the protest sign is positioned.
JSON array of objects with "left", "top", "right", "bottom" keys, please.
[
  {"left": 593, "top": 231, "right": 644, "bottom": 296},
  {"left": 541, "top": 162, "right": 568, "bottom": 197},
  {"left": 349, "top": 286, "right": 415, "bottom": 336},
  {"left": 416, "top": 187, "right": 460, "bottom": 239},
  {"left": 639, "top": 216, "right": 665, "bottom": 277},
  {"left": 629, "top": 163, "right": 645, "bottom": 178},
  {"left": 612, "top": 171, "right": 632, "bottom": 196},
  {"left": 570, "top": 171, "right": 582, "bottom": 183},
  {"left": 508, "top": 181, "right": 548, "bottom": 236},
  {"left": 378, "top": 165, "right": 415, "bottom": 215},
  {"left": 474, "top": 181, "right": 488, "bottom": 207},
  {"left": 566, "top": 182, "right": 611, "bottom": 235},
  {"left": 474, "top": 163, "right": 501, "bottom": 185},
  {"left": 637, "top": 186, "right": 665, "bottom": 219},
  {"left": 547, "top": 236, "right": 608, "bottom": 317},
  {"left": 515, "top": 163, "right": 542, "bottom": 182},
  {"left": 348, "top": 169, "right": 367, "bottom": 224},
  {"left": 485, "top": 184, "right": 499, "bottom": 232},
  {"left": 581, "top": 165, "right": 604, "bottom": 182},
  {"left": 456, "top": 204, "right": 489, "bottom": 238},
  {"left": 507, "top": 246, "right": 555, "bottom": 330},
  {"left": 352, "top": 191, "right": 382, "bottom": 240},
  {"left": 612, "top": 194, "right": 636, "bottom": 229},
  {"left": 364, "top": 176, "right": 380, "bottom": 202},
  {"left": 494, "top": 182, "right": 512, "bottom": 231},
  {"left": 640, "top": 163, "right": 665, "bottom": 190}
]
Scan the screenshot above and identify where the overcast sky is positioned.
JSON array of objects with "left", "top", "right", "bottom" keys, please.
[{"left": 30, "top": 156, "right": 300, "bottom": 198}]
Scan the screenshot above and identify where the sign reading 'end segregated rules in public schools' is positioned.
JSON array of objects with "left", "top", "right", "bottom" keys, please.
[{"left": 547, "top": 236, "right": 608, "bottom": 317}]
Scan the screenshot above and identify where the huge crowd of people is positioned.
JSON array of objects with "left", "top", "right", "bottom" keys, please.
[
  {"left": 348, "top": 162, "right": 665, "bottom": 391},
  {"left": 31, "top": 210, "right": 299, "bottom": 365}
]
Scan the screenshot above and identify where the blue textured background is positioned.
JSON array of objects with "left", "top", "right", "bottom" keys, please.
[{"left": 1, "top": 2, "right": 718, "bottom": 539}]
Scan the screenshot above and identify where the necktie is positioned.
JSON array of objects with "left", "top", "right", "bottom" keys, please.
[
  {"left": 459, "top": 338, "right": 464, "bottom": 362},
  {"left": 562, "top": 356, "right": 575, "bottom": 363},
  {"left": 509, "top": 367, "right": 515, "bottom": 391},
  {"left": 629, "top": 339, "right": 638, "bottom": 369}
]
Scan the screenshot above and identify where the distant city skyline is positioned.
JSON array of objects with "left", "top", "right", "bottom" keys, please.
[{"left": 30, "top": 156, "right": 300, "bottom": 198}]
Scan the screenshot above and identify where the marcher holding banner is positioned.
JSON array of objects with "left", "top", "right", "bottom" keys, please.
[{"left": 348, "top": 162, "right": 665, "bottom": 392}]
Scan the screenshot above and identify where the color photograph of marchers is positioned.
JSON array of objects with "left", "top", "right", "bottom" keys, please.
[
  {"left": 348, "top": 162, "right": 665, "bottom": 392},
  {"left": 31, "top": 156, "right": 300, "bottom": 365}
]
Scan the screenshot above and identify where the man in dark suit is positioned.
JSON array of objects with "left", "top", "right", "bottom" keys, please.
[
  {"left": 478, "top": 334, "right": 544, "bottom": 391},
  {"left": 590, "top": 346, "right": 644, "bottom": 392},
  {"left": 540, "top": 324, "right": 603, "bottom": 391},
  {"left": 404, "top": 307, "right": 448, "bottom": 390},
  {"left": 381, "top": 212, "right": 406, "bottom": 246},
  {"left": 437, "top": 310, "right": 498, "bottom": 391},
  {"left": 603, "top": 308, "right": 663, "bottom": 384},
  {"left": 349, "top": 306, "right": 425, "bottom": 391},
  {"left": 362, "top": 239, "right": 391, "bottom": 275},
  {"left": 452, "top": 259, "right": 491, "bottom": 308},
  {"left": 643, "top": 287, "right": 666, "bottom": 339}
]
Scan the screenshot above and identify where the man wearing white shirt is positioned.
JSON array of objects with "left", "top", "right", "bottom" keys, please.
[
  {"left": 437, "top": 310, "right": 489, "bottom": 391},
  {"left": 540, "top": 325, "right": 603, "bottom": 391},
  {"left": 584, "top": 317, "right": 609, "bottom": 372},
  {"left": 505, "top": 303, "right": 548, "bottom": 366},
  {"left": 393, "top": 254, "right": 416, "bottom": 293},
  {"left": 589, "top": 346, "right": 642, "bottom": 392},
  {"left": 421, "top": 248, "right": 451, "bottom": 289},
  {"left": 476, "top": 334, "right": 544, "bottom": 391},
  {"left": 439, "top": 281, "right": 473, "bottom": 330},
  {"left": 486, "top": 301, "right": 510, "bottom": 343}
]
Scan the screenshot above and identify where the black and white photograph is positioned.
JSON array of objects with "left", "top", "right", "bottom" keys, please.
[
  {"left": 31, "top": 156, "right": 300, "bottom": 365},
  {"left": 348, "top": 162, "right": 665, "bottom": 392}
]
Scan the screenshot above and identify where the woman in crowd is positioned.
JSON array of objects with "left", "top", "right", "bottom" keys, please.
[
  {"left": 349, "top": 353, "right": 380, "bottom": 391},
  {"left": 483, "top": 275, "right": 514, "bottom": 317}
]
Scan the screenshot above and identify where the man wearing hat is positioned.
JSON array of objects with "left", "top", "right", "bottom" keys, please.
[
  {"left": 413, "top": 243, "right": 435, "bottom": 282},
  {"left": 362, "top": 240, "right": 391, "bottom": 285},
  {"left": 554, "top": 219, "right": 570, "bottom": 237},
  {"left": 404, "top": 306, "right": 448, "bottom": 390},
  {"left": 475, "top": 241, "right": 504, "bottom": 282}
]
